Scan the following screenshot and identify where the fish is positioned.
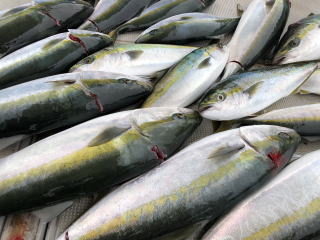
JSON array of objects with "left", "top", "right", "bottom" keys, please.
[
  {"left": 274, "top": 14, "right": 320, "bottom": 64},
  {"left": 222, "top": 0, "right": 290, "bottom": 79},
  {"left": 202, "top": 149, "right": 320, "bottom": 240},
  {"left": 110, "top": 0, "right": 215, "bottom": 39},
  {"left": 241, "top": 104, "right": 320, "bottom": 136},
  {"left": 0, "top": 71, "right": 153, "bottom": 137},
  {"left": 299, "top": 68, "right": 320, "bottom": 95},
  {"left": 78, "top": 0, "right": 153, "bottom": 33},
  {"left": 142, "top": 44, "right": 229, "bottom": 108},
  {"left": 136, "top": 13, "right": 239, "bottom": 44},
  {"left": 153, "top": 221, "right": 210, "bottom": 240},
  {"left": 199, "top": 62, "right": 317, "bottom": 121},
  {"left": 70, "top": 44, "right": 196, "bottom": 78},
  {"left": 0, "top": 0, "right": 93, "bottom": 58},
  {"left": 0, "top": 30, "right": 112, "bottom": 89},
  {"left": 0, "top": 107, "right": 201, "bottom": 215},
  {"left": 57, "top": 125, "right": 300, "bottom": 240}
]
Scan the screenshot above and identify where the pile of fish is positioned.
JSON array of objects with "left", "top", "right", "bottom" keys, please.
[{"left": 0, "top": 0, "right": 320, "bottom": 239}]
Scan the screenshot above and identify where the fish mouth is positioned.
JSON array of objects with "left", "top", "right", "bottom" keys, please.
[
  {"left": 198, "top": 105, "right": 211, "bottom": 113},
  {"left": 273, "top": 56, "right": 287, "bottom": 65}
]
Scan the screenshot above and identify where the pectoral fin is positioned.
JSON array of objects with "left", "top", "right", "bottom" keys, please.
[
  {"left": 208, "top": 142, "right": 245, "bottom": 159},
  {"left": 126, "top": 50, "right": 144, "bottom": 60},
  {"left": 88, "top": 126, "right": 130, "bottom": 147},
  {"left": 244, "top": 82, "right": 264, "bottom": 98},
  {"left": 198, "top": 57, "right": 212, "bottom": 69}
]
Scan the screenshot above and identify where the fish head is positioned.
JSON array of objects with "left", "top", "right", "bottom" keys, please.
[
  {"left": 67, "top": 29, "right": 113, "bottom": 55},
  {"left": 239, "top": 125, "right": 301, "bottom": 169},
  {"left": 273, "top": 37, "right": 303, "bottom": 64},
  {"left": 198, "top": 79, "right": 248, "bottom": 120},
  {"left": 131, "top": 108, "right": 202, "bottom": 156}
]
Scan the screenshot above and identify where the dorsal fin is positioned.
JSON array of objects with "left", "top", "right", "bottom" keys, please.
[{"left": 244, "top": 82, "right": 264, "bottom": 98}]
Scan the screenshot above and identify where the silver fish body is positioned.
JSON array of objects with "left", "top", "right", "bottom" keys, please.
[
  {"left": 0, "top": 30, "right": 113, "bottom": 89},
  {"left": 111, "top": 0, "right": 215, "bottom": 37},
  {"left": 0, "top": 0, "right": 93, "bottom": 57},
  {"left": 136, "top": 13, "right": 239, "bottom": 44},
  {"left": 274, "top": 14, "right": 320, "bottom": 64},
  {"left": 299, "top": 68, "right": 320, "bottom": 95},
  {"left": 58, "top": 125, "right": 300, "bottom": 240},
  {"left": 142, "top": 44, "right": 229, "bottom": 107},
  {"left": 222, "top": 0, "right": 290, "bottom": 79},
  {"left": 0, "top": 107, "right": 201, "bottom": 215},
  {"left": 202, "top": 149, "right": 320, "bottom": 240},
  {"left": 153, "top": 221, "right": 210, "bottom": 240},
  {"left": 79, "top": 0, "right": 153, "bottom": 33},
  {"left": 70, "top": 44, "right": 196, "bottom": 78},
  {"left": 199, "top": 62, "right": 317, "bottom": 121},
  {"left": 0, "top": 71, "right": 153, "bottom": 137},
  {"left": 242, "top": 104, "right": 320, "bottom": 136}
]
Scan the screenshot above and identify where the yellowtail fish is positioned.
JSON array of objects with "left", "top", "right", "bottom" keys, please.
[
  {"left": 58, "top": 125, "right": 300, "bottom": 240},
  {"left": 202, "top": 149, "right": 320, "bottom": 240}
]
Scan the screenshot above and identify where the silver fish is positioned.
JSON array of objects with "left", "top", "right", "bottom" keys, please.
[
  {"left": 222, "top": 0, "right": 290, "bottom": 79},
  {"left": 0, "top": 30, "right": 112, "bottom": 89},
  {"left": 142, "top": 44, "right": 229, "bottom": 107},
  {"left": 0, "top": 71, "right": 153, "bottom": 137},
  {"left": 199, "top": 62, "right": 317, "bottom": 121},
  {"left": 242, "top": 104, "right": 320, "bottom": 136},
  {"left": 274, "top": 14, "right": 320, "bottom": 64},
  {"left": 0, "top": 107, "right": 201, "bottom": 215},
  {"left": 70, "top": 44, "right": 196, "bottom": 78},
  {"left": 299, "top": 68, "right": 320, "bottom": 95},
  {"left": 79, "top": 0, "right": 153, "bottom": 33},
  {"left": 57, "top": 125, "right": 300, "bottom": 240},
  {"left": 136, "top": 13, "right": 239, "bottom": 44},
  {"left": 202, "top": 149, "right": 320, "bottom": 240},
  {"left": 111, "top": 0, "right": 215, "bottom": 38}
]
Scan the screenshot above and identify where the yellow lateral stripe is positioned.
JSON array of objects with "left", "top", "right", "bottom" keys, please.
[
  {"left": 81, "top": 149, "right": 261, "bottom": 240},
  {"left": 0, "top": 130, "right": 141, "bottom": 193},
  {"left": 245, "top": 197, "right": 320, "bottom": 240}
]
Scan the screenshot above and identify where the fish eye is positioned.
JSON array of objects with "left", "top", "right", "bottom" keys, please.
[
  {"left": 172, "top": 113, "right": 186, "bottom": 120},
  {"left": 216, "top": 93, "right": 226, "bottom": 102},
  {"left": 278, "top": 132, "right": 291, "bottom": 140},
  {"left": 288, "top": 38, "right": 300, "bottom": 48}
]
